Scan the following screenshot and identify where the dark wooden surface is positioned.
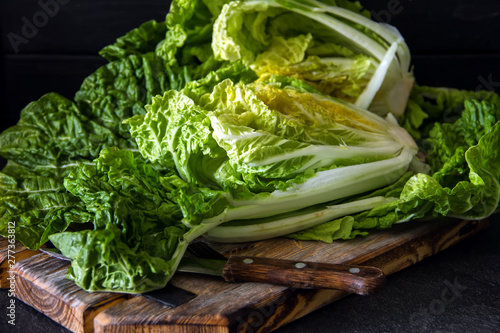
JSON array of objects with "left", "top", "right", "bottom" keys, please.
[
  {"left": 1, "top": 218, "right": 498, "bottom": 332},
  {"left": 12, "top": 254, "right": 129, "bottom": 333},
  {"left": 0, "top": 1, "right": 499, "bottom": 332},
  {"left": 0, "top": 218, "right": 493, "bottom": 333}
]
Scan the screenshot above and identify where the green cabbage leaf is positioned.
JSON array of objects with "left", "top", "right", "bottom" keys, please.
[
  {"left": 212, "top": 0, "right": 414, "bottom": 117},
  {"left": 50, "top": 148, "right": 229, "bottom": 292}
]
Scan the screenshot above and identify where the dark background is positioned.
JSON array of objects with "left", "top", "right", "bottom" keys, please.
[
  {"left": 1, "top": 0, "right": 500, "bottom": 128},
  {"left": 1, "top": 1, "right": 499, "bottom": 332}
]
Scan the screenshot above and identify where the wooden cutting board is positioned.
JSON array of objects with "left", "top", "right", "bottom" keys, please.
[{"left": 0, "top": 218, "right": 489, "bottom": 333}]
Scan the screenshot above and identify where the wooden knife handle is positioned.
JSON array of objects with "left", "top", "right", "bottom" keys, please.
[{"left": 222, "top": 256, "right": 386, "bottom": 295}]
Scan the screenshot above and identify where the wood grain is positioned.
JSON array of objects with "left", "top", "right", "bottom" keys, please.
[
  {"left": 221, "top": 256, "right": 386, "bottom": 295},
  {"left": 11, "top": 253, "right": 129, "bottom": 333},
  {"left": 357, "top": 219, "right": 490, "bottom": 274},
  {"left": 0, "top": 218, "right": 488, "bottom": 332},
  {"left": 0, "top": 237, "right": 40, "bottom": 289},
  {"left": 90, "top": 218, "right": 488, "bottom": 333}
]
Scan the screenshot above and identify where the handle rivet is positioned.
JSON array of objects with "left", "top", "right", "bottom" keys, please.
[
  {"left": 295, "top": 262, "right": 307, "bottom": 269},
  {"left": 243, "top": 258, "right": 254, "bottom": 264},
  {"left": 349, "top": 268, "right": 361, "bottom": 274}
]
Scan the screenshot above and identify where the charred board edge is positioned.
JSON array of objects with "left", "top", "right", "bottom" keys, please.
[
  {"left": 0, "top": 237, "right": 41, "bottom": 289},
  {"left": 357, "top": 219, "right": 490, "bottom": 274},
  {"left": 228, "top": 219, "right": 490, "bottom": 333},
  {"left": 0, "top": 218, "right": 489, "bottom": 333},
  {"left": 11, "top": 253, "right": 130, "bottom": 333}
]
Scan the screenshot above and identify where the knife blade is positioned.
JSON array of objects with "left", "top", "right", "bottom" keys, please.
[
  {"left": 39, "top": 247, "right": 198, "bottom": 307},
  {"left": 40, "top": 247, "right": 386, "bottom": 295},
  {"left": 187, "top": 236, "right": 256, "bottom": 259},
  {"left": 178, "top": 255, "right": 386, "bottom": 295}
]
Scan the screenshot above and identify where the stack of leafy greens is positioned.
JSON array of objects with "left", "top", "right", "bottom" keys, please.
[{"left": 1, "top": 0, "right": 499, "bottom": 293}]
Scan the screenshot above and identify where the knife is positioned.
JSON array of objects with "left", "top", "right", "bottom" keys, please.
[
  {"left": 39, "top": 247, "right": 386, "bottom": 295},
  {"left": 177, "top": 255, "right": 386, "bottom": 295}
]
